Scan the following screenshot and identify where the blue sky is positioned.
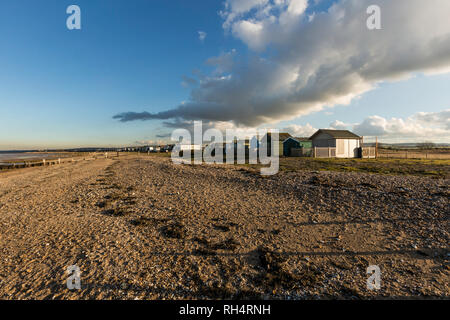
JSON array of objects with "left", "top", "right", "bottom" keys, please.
[
  {"left": 0, "top": 0, "right": 229, "bottom": 148},
  {"left": 1, "top": 0, "right": 449, "bottom": 149}
]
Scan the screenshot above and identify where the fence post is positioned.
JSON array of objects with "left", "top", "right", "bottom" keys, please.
[
  {"left": 43, "top": 159, "right": 46, "bottom": 166},
  {"left": 314, "top": 147, "right": 317, "bottom": 158},
  {"left": 375, "top": 137, "right": 378, "bottom": 158}
]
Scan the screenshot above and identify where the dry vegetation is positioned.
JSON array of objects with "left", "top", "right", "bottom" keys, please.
[
  {"left": 273, "top": 158, "right": 450, "bottom": 179},
  {"left": 377, "top": 147, "right": 450, "bottom": 160}
]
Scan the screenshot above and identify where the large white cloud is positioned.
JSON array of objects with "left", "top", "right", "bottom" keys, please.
[
  {"left": 277, "top": 110, "right": 450, "bottom": 142},
  {"left": 280, "top": 123, "right": 317, "bottom": 137},
  {"left": 332, "top": 109, "right": 450, "bottom": 142},
  {"left": 114, "top": 0, "right": 450, "bottom": 131}
]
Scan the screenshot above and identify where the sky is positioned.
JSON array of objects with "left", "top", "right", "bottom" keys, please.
[{"left": 0, "top": 0, "right": 449, "bottom": 149}]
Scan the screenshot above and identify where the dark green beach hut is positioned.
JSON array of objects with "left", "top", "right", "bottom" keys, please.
[{"left": 282, "top": 137, "right": 312, "bottom": 156}]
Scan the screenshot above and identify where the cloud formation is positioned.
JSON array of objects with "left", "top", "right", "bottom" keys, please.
[
  {"left": 274, "top": 109, "right": 450, "bottom": 143},
  {"left": 280, "top": 123, "right": 317, "bottom": 137},
  {"left": 146, "top": 109, "right": 450, "bottom": 143},
  {"left": 114, "top": 0, "right": 450, "bottom": 129},
  {"left": 331, "top": 109, "right": 450, "bottom": 142}
]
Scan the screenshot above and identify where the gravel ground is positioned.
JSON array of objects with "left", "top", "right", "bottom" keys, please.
[{"left": 0, "top": 155, "right": 448, "bottom": 299}]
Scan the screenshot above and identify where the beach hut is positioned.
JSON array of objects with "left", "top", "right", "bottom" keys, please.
[
  {"left": 310, "top": 129, "right": 362, "bottom": 158},
  {"left": 261, "top": 132, "right": 292, "bottom": 156},
  {"left": 282, "top": 137, "right": 312, "bottom": 156}
]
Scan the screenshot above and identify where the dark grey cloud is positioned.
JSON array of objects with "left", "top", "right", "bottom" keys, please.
[
  {"left": 155, "top": 133, "right": 172, "bottom": 138},
  {"left": 113, "top": 109, "right": 179, "bottom": 122}
]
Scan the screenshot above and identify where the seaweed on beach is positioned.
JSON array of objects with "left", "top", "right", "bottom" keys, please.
[{"left": 160, "top": 222, "right": 186, "bottom": 239}]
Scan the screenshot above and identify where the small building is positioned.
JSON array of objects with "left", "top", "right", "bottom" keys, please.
[
  {"left": 282, "top": 137, "right": 313, "bottom": 156},
  {"left": 161, "top": 144, "right": 174, "bottom": 152},
  {"left": 179, "top": 144, "right": 202, "bottom": 151},
  {"left": 310, "top": 129, "right": 362, "bottom": 158},
  {"left": 296, "top": 137, "right": 312, "bottom": 149},
  {"left": 261, "top": 132, "right": 292, "bottom": 156}
]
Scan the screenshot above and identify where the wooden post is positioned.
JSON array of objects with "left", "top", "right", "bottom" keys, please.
[
  {"left": 328, "top": 147, "right": 331, "bottom": 158},
  {"left": 314, "top": 147, "right": 317, "bottom": 158},
  {"left": 375, "top": 137, "right": 378, "bottom": 159},
  {"left": 58, "top": 158, "right": 61, "bottom": 165}
]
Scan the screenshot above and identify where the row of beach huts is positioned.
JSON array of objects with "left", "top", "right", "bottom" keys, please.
[{"left": 131, "top": 129, "right": 376, "bottom": 159}]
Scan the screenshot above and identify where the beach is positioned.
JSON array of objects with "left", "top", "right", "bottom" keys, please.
[{"left": 0, "top": 155, "right": 448, "bottom": 299}]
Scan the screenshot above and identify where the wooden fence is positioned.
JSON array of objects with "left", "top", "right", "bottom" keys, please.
[
  {"left": 0, "top": 152, "right": 119, "bottom": 171},
  {"left": 361, "top": 147, "right": 376, "bottom": 159},
  {"left": 378, "top": 150, "right": 450, "bottom": 160},
  {"left": 314, "top": 147, "right": 336, "bottom": 158},
  {"left": 291, "top": 147, "right": 313, "bottom": 157},
  {"left": 291, "top": 147, "right": 376, "bottom": 159}
]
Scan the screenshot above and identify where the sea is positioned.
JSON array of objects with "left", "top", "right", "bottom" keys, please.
[{"left": 0, "top": 151, "right": 61, "bottom": 165}]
